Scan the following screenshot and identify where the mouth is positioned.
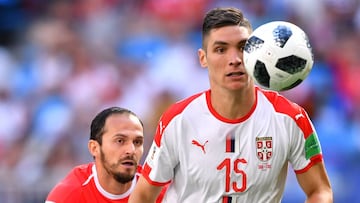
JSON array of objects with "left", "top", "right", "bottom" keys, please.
[
  {"left": 121, "top": 160, "right": 135, "bottom": 166},
  {"left": 226, "top": 71, "right": 245, "bottom": 77},
  {"left": 120, "top": 159, "right": 137, "bottom": 169}
]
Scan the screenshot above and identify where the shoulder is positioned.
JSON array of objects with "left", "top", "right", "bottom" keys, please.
[
  {"left": 153, "top": 91, "right": 204, "bottom": 146},
  {"left": 46, "top": 163, "right": 94, "bottom": 202},
  {"left": 160, "top": 91, "right": 205, "bottom": 126},
  {"left": 136, "top": 165, "right": 142, "bottom": 176},
  {"left": 258, "top": 87, "right": 314, "bottom": 137},
  {"left": 258, "top": 87, "right": 303, "bottom": 119}
]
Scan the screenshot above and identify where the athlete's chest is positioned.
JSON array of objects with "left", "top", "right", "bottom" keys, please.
[{"left": 174, "top": 114, "right": 291, "bottom": 192}]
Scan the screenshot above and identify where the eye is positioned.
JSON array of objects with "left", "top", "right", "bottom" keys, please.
[
  {"left": 215, "top": 47, "right": 225, "bottom": 54},
  {"left": 116, "top": 138, "right": 125, "bottom": 144},
  {"left": 134, "top": 139, "right": 143, "bottom": 146},
  {"left": 239, "top": 45, "right": 245, "bottom": 52},
  {"left": 239, "top": 41, "right": 247, "bottom": 52}
]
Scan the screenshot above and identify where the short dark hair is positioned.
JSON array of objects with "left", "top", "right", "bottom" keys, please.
[
  {"left": 202, "top": 7, "right": 252, "bottom": 48},
  {"left": 90, "top": 107, "right": 143, "bottom": 145}
]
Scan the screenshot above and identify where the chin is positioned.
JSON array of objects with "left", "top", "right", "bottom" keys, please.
[
  {"left": 114, "top": 171, "right": 136, "bottom": 184},
  {"left": 121, "top": 166, "right": 137, "bottom": 174}
]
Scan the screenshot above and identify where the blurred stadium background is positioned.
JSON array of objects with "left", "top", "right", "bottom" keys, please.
[{"left": 0, "top": 0, "right": 359, "bottom": 202}]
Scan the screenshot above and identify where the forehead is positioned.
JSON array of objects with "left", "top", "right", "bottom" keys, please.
[
  {"left": 205, "top": 25, "right": 251, "bottom": 48},
  {"left": 103, "top": 113, "right": 143, "bottom": 135}
]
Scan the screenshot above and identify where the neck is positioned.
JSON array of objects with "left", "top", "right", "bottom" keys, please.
[
  {"left": 210, "top": 85, "right": 256, "bottom": 120},
  {"left": 100, "top": 176, "right": 132, "bottom": 195},
  {"left": 94, "top": 164, "right": 134, "bottom": 196}
]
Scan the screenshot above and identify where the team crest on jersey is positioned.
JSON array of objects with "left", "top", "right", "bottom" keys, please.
[{"left": 256, "top": 137, "right": 273, "bottom": 162}]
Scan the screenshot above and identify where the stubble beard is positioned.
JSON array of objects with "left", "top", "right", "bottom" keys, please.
[{"left": 100, "top": 148, "right": 137, "bottom": 184}]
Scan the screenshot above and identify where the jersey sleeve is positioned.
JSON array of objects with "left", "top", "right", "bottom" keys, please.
[
  {"left": 289, "top": 107, "right": 323, "bottom": 173},
  {"left": 142, "top": 119, "right": 178, "bottom": 186},
  {"left": 142, "top": 93, "right": 201, "bottom": 186},
  {"left": 155, "top": 183, "right": 169, "bottom": 203}
]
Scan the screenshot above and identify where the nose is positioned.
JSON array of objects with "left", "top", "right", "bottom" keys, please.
[
  {"left": 124, "top": 142, "right": 136, "bottom": 155},
  {"left": 229, "top": 50, "right": 242, "bottom": 67}
]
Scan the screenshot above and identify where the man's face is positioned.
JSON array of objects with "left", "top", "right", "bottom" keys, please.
[
  {"left": 199, "top": 25, "right": 253, "bottom": 91},
  {"left": 95, "top": 113, "right": 144, "bottom": 183}
]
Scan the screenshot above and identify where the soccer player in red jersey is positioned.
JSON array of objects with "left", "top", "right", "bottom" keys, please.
[
  {"left": 129, "top": 7, "right": 333, "bottom": 203},
  {"left": 46, "top": 107, "right": 166, "bottom": 203}
]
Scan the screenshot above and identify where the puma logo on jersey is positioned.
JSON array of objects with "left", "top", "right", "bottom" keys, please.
[
  {"left": 295, "top": 113, "right": 304, "bottom": 120},
  {"left": 191, "top": 140, "right": 208, "bottom": 154}
]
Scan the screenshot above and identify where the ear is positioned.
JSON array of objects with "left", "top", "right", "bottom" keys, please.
[
  {"left": 198, "top": 48, "right": 207, "bottom": 68},
  {"left": 88, "top": 140, "right": 99, "bottom": 157}
]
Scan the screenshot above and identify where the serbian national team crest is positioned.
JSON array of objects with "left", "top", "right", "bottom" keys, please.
[{"left": 256, "top": 137, "right": 273, "bottom": 161}]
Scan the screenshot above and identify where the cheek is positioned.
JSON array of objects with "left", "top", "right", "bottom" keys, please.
[
  {"left": 135, "top": 148, "right": 144, "bottom": 161},
  {"left": 207, "top": 53, "right": 226, "bottom": 68},
  {"left": 101, "top": 143, "right": 119, "bottom": 157},
  {"left": 208, "top": 58, "right": 225, "bottom": 76}
]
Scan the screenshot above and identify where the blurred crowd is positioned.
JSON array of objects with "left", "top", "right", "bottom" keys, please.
[{"left": 0, "top": 0, "right": 359, "bottom": 202}]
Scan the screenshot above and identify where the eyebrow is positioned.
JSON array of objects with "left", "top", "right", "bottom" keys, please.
[
  {"left": 212, "top": 40, "right": 228, "bottom": 46},
  {"left": 113, "top": 133, "right": 126, "bottom": 137},
  {"left": 111, "top": 134, "right": 126, "bottom": 139},
  {"left": 113, "top": 133, "right": 144, "bottom": 139},
  {"left": 212, "top": 39, "right": 248, "bottom": 47},
  {"left": 239, "top": 39, "right": 247, "bottom": 45}
]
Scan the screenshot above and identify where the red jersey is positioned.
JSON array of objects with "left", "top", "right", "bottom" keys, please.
[{"left": 46, "top": 162, "right": 166, "bottom": 203}]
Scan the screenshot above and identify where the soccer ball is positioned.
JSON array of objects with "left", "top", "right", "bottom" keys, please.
[{"left": 243, "top": 21, "right": 313, "bottom": 91}]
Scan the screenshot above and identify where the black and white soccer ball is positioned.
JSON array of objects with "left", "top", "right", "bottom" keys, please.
[{"left": 244, "top": 21, "right": 314, "bottom": 91}]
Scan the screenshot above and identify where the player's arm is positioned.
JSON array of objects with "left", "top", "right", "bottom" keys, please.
[
  {"left": 296, "top": 161, "right": 333, "bottom": 203},
  {"left": 128, "top": 175, "right": 163, "bottom": 203}
]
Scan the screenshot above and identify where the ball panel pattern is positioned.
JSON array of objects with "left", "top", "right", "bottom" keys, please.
[
  {"left": 275, "top": 55, "right": 307, "bottom": 74},
  {"left": 244, "top": 36, "right": 264, "bottom": 54},
  {"left": 253, "top": 60, "right": 270, "bottom": 88},
  {"left": 281, "top": 79, "right": 303, "bottom": 91},
  {"left": 272, "top": 25, "right": 292, "bottom": 48}
]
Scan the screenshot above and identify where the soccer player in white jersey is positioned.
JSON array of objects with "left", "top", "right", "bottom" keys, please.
[{"left": 129, "top": 7, "right": 333, "bottom": 203}]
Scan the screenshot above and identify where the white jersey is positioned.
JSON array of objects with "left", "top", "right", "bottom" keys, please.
[{"left": 143, "top": 87, "right": 323, "bottom": 203}]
